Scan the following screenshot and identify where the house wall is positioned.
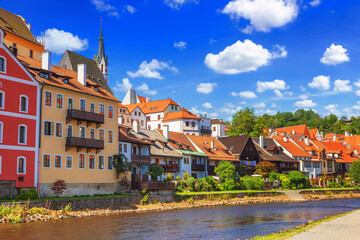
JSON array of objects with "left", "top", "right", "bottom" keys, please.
[
  {"left": 182, "top": 119, "right": 199, "bottom": 135},
  {"left": 211, "top": 123, "right": 226, "bottom": 138},
  {"left": 130, "top": 107, "right": 147, "bottom": 129},
  {"left": 118, "top": 107, "right": 131, "bottom": 127},
  {"left": 199, "top": 118, "right": 211, "bottom": 136},
  {"left": 118, "top": 141, "right": 131, "bottom": 162},
  {"left": 146, "top": 112, "right": 164, "bottom": 130},
  {"left": 3, "top": 32, "right": 44, "bottom": 61},
  {"left": 180, "top": 155, "right": 191, "bottom": 176}
]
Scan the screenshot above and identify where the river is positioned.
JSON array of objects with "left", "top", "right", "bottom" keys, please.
[{"left": 1, "top": 198, "right": 360, "bottom": 240}]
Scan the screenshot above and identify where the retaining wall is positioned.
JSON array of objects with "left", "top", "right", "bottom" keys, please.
[
  {"left": 299, "top": 189, "right": 360, "bottom": 195},
  {"left": 0, "top": 181, "right": 17, "bottom": 199}
]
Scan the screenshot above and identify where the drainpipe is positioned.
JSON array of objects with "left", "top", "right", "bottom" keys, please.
[{"left": 37, "top": 83, "right": 44, "bottom": 193}]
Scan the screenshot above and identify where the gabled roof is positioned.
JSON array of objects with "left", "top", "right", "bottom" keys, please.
[
  {"left": 187, "top": 135, "right": 238, "bottom": 161},
  {"left": 275, "top": 138, "right": 312, "bottom": 158},
  {"left": 118, "top": 127, "right": 151, "bottom": 145},
  {"left": 211, "top": 119, "right": 226, "bottom": 125},
  {"left": 253, "top": 141, "right": 298, "bottom": 163},
  {"left": 0, "top": 7, "right": 41, "bottom": 45},
  {"left": 125, "top": 99, "right": 180, "bottom": 114},
  {"left": 163, "top": 107, "right": 200, "bottom": 121},
  {"left": 322, "top": 141, "right": 348, "bottom": 153},
  {"left": 309, "top": 129, "right": 319, "bottom": 140},
  {"left": 137, "top": 95, "right": 146, "bottom": 103},
  {"left": 275, "top": 124, "right": 310, "bottom": 137},
  {"left": 219, "top": 135, "right": 251, "bottom": 154},
  {"left": 344, "top": 136, "right": 360, "bottom": 146}
]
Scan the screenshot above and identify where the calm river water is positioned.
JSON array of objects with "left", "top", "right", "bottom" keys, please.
[{"left": 1, "top": 198, "right": 360, "bottom": 240}]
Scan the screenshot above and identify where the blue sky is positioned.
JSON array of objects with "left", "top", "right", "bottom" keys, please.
[{"left": 4, "top": 0, "right": 360, "bottom": 121}]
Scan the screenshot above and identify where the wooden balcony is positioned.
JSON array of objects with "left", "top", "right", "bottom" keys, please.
[
  {"left": 139, "top": 181, "right": 175, "bottom": 191},
  {"left": 192, "top": 164, "right": 205, "bottom": 172},
  {"left": 66, "top": 137, "right": 104, "bottom": 153},
  {"left": 131, "top": 154, "right": 151, "bottom": 165},
  {"left": 207, "top": 166, "right": 215, "bottom": 176},
  {"left": 200, "top": 128, "right": 212, "bottom": 134},
  {"left": 161, "top": 165, "right": 180, "bottom": 172},
  {"left": 66, "top": 109, "right": 104, "bottom": 127}
]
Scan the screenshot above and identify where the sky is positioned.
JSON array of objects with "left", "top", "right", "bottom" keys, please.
[{"left": 4, "top": 0, "right": 360, "bottom": 121}]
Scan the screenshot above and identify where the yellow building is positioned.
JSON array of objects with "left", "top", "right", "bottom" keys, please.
[{"left": 18, "top": 53, "right": 122, "bottom": 196}]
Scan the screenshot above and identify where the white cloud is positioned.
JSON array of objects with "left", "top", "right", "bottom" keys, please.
[
  {"left": 294, "top": 99, "right": 317, "bottom": 108},
  {"left": 114, "top": 78, "right": 132, "bottom": 92},
  {"left": 210, "top": 38, "right": 217, "bottom": 44},
  {"left": 334, "top": 79, "right": 352, "bottom": 92},
  {"left": 219, "top": 106, "right": 242, "bottom": 115},
  {"left": 202, "top": 102, "right": 213, "bottom": 109},
  {"left": 174, "top": 41, "right": 187, "bottom": 50},
  {"left": 38, "top": 28, "right": 88, "bottom": 54},
  {"left": 232, "top": 90, "right": 257, "bottom": 98},
  {"left": 204, "top": 40, "right": 286, "bottom": 74},
  {"left": 270, "top": 103, "right": 277, "bottom": 108},
  {"left": 136, "top": 83, "right": 157, "bottom": 95},
  {"left": 354, "top": 80, "right": 360, "bottom": 88},
  {"left": 299, "top": 94, "right": 309, "bottom": 100},
  {"left": 356, "top": 90, "right": 360, "bottom": 97},
  {"left": 208, "top": 112, "right": 219, "bottom": 118},
  {"left": 255, "top": 108, "right": 277, "bottom": 115},
  {"left": 254, "top": 102, "right": 266, "bottom": 108},
  {"left": 300, "top": 86, "right": 306, "bottom": 91},
  {"left": 309, "top": 0, "right": 321, "bottom": 7},
  {"left": 190, "top": 106, "right": 200, "bottom": 115},
  {"left": 224, "top": 102, "right": 236, "bottom": 108},
  {"left": 127, "top": 59, "right": 177, "bottom": 79},
  {"left": 324, "top": 104, "right": 341, "bottom": 116},
  {"left": 256, "top": 79, "right": 288, "bottom": 92},
  {"left": 274, "top": 90, "right": 284, "bottom": 98},
  {"left": 320, "top": 44, "right": 350, "bottom": 65},
  {"left": 164, "top": 0, "right": 198, "bottom": 9},
  {"left": 196, "top": 82, "right": 217, "bottom": 94},
  {"left": 92, "top": 0, "right": 119, "bottom": 18},
  {"left": 308, "top": 75, "right": 330, "bottom": 90},
  {"left": 222, "top": 0, "right": 298, "bottom": 33},
  {"left": 126, "top": 5, "right": 136, "bottom": 14}
]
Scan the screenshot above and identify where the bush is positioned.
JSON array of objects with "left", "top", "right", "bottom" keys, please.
[
  {"left": 51, "top": 179, "right": 67, "bottom": 197},
  {"left": 243, "top": 176, "right": 264, "bottom": 190},
  {"left": 186, "top": 177, "right": 196, "bottom": 191},
  {"left": 280, "top": 175, "right": 291, "bottom": 189},
  {"left": 18, "top": 189, "right": 29, "bottom": 200},
  {"left": 288, "top": 171, "right": 308, "bottom": 189},
  {"left": 182, "top": 172, "right": 190, "bottom": 181},
  {"left": 269, "top": 171, "right": 280, "bottom": 182},
  {"left": 349, "top": 161, "right": 360, "bottom": 184},
  {"left": 140, "top": 194, "right": 149, "bottom": 205},
  {"left": 220, "top": 179, "right": 238, "bottom": 191},
  {"left": 203, "top": 176, "right": 218, "bottom": 191},
  {"left": 175, "top": 175, "right": 181, "bottom": 181},
  {"left": 254, "top": 161, "right": 277, "bottom": 178},
  {"left": 214, "top": 161, "right": 236, "bottom": 182},
  {"left": 28, "top": 188, "right": 38, "bottom": 199},
  {"left": 141, "top": 189, "right": 148, "bottom": 196},
  {"left": 146, "top": 165, "right": 164, "bottom": 181}
]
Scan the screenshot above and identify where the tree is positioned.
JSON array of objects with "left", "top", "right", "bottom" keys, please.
[
  {"left": 51, "top": 179, "right": 67, "bottom": 197},
  {"left": 146, "top": 164, "right": 164, "bottom": 181},
  {"left": 349, "top": 161, "right": 360, "bottom": 184},
  {"left": 113, "top": 153, "right": 132, "bottom": 178},
  {"left": 214, "top": 161, "right": 236, "bottom": 182},
  {"left": 254, "top": 161, "right": 277, "bottom": 178},
  {"left": 228, "top": 108, "right": 256, "bottom": 136}
]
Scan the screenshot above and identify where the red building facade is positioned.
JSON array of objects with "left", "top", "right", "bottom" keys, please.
[{"left": 0, "top": 28, "right": 40, "bottom": 188}]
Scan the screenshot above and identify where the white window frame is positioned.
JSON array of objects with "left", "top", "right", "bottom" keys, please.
[
  {"left": 65, "top": 155, "right": 73, "bottom": 169},
  {"left": 99, "top": 128, "right": 105, "bottom": 140},
  {"left": 68, "top": 97, "right": 74, "bottom": 110},
  {"left": 108, "top": 105, "right": 113, "bottom": 119},
  {"left": 55, "top": 122, "right": 63, "bottom": 138},
  {"left": 79, "top": 153, "right": 85, "bottom": 169},
  {"left": 0, "top": 156, "right": 2, "bottom": 174},
  {"left": 0, "top": 90, "right": 4, "bottom": 109},
  {"left": 54, "top": 154, "right": 62, "bottom": 169},
  {"left": 0, "top": 121, "right": 3, "bottom": 143},
  {"left": 90, "top": 102, "right": 95, "bottom": 112},
  {"left": 90, "top": 128, "right": 95, "bottom": 139},
  {"left": 89, "top": 154, "right": 95, "bottom": 170},
  {"left": 99, "top": 103, "right": 105, "bottom": 115},
  {"left": 98, "top": 155, "right": 105, "bottom": 170},
  {"left": 44, "top": 90, "right": 52, "bottom": 107},
  {"left": 19, "top": 95, "right": 28, "bottom": 113},
  {"left": 67, "top": 124, "right": 73, "bottom": 138},
  {"left": 107, "top": 156, "right": 113, "bottom": 170},
  {"left": 18, "top": 124, "right": 27, "bottom": 145},
  {"left": 43, "top": 120, "right": 53, "bottom": 136},
  {"left": 17, "top": 156, "right": 26, "bottom": 174},
  {"left": 0, "top": 56, "right": 7, "bottom": 74},
  {"left": 79, "top": 126, "right": 86, "bottom": 138},
  {"left": 43, "top": 154, "right": 51, "bottom": 168},
  {"left": 56, "top": 93, "right": 64, "bottom": 109},
  {"left": 108, "top": 130, "right": 113, "bottom": 143},
  {"left": 79, "top": 98, "right": 86, "bottom": 111}
]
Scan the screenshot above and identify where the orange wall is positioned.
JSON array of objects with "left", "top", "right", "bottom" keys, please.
[{"left": 4, "top": 32, "right": 44, "bottom": 61}]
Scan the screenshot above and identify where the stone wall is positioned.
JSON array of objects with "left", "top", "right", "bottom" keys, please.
[
  {"left": 0, "top": 181, "right": 17, "bottom": 199},
  {"left": 39, "top": 183, "right": 118, "bottom": 197},
  {"left": 174, "top": 191, "right": 285, "bottom": 201},
  {"left": 299, "top": 189, "right": 360, "bottom": 195}
]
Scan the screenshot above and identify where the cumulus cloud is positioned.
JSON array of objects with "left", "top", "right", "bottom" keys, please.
[
  {"left": 255, "top": 108, "right": 277, "bottom": 115},
  {"left": 219, "top": 106, "right": 242, "bottom": 115},
  {"left": 256, "top": 79, "right": 288, "bottom": 92},
  {"left": 308, "top": 75, "right": 330, "bottom": 90},
  {"left": 196, "top": 83, "right": 217, "bottom": 94},
  {"left": 294, "top": 99, "right": 317, "bottom": 108},
  {"left": 356, "top": 90, "right": 360, "bottom": 97},
  {"left": 325, "top": 104, "right": 341, "bottom": 116},
  {"left": 222, "top": 0, "right": 299, "bottom": 33},
  {"left": 92, "top": 0, "right": 119, "bottom": 18},
  {"left": 320, "top": 44, "right": 350, "bottom": 65},
  {"left": 127, "top": 59, "right": 177, "bottom": 79},
  {"left": 174, "top": 41, "right": 187, "bottom": 50},
  {"left": 136, "top": 83, "right": 157, "bottom": 95},
  {"left": 334, "top": 79, "right": 352, "bottom": 92},
  {"left": 202, "top": 102, "right": 213, "bottom": 109},
  {"left": 204, "top": 40, "right": 287, "bottom": 74},
  {"left": 164, "top": 0, "right": 198, "bottom": 9},
  {"left": 254, "top": 102, "right": 266, "bottom": 108},
  {"left": 126, "top": 5, "right": 136, "bottom": 14},
  {"left": 274, "top": 89, "right": 284, "bottom": 98},
  {"left": 354, "top": 80, "right": 360, "bottom": 88},
  {"left": 299, "top": 94, "right": 309, "bottom": 100},
  {"left": 270, "top": 103, "right": 277, "bottom": 108},
  {"left": 300, "top": 86, "right": 306, "bottom": 91},
  {"left": 231, "top": 90, "right": 257, "bottom": 98},
  {"left": 309, "top": 0, "right": 321, "bottom": 7},
  {"left": 113, "top": 78, "right": 132, "bottom": 92},
  {"left": 38, "top": 28, "right": 88, "bottom": 54}
]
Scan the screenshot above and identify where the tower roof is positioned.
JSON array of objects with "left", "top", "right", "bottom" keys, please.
[{"left": 95, "top": 21, "right": 107, "bottom": 65}]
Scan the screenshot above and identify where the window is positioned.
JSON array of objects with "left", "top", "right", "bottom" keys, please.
[
  {"left": 90, "top": 103, "right": 95, "bottom": 113},
  {"left": 304, "top": 162, "right": 312, "bottom": 168},
  {"left": 141, "top": 120, "right": 144, "bottom": 126},
  {"left": 55, "top": 123, "right": 62, "bottom": 137},
  {"left": 20, "top": 95, "right": 28, "bottom": 112},
  {"left": 119, "top": 143, "right": 123, "bottom": 152},
  {"left": 108, "top": 106, "right": 113, "bottom": 118},
  {"left": 0, "top": 91, "right": 4, "bottom": 109},
  {"left": 45, "top": 91, "right": 52, "bottom": 106},
  {"left": 43, "top": 154, "right": 50, "bottom": 168},
  {"left": 79, "top": 126, "right": 85, "bottom": 138},
  {"left": 99, "top": 104, "right": 105, "bottom": 115},
  {"left": 39, "top": 72, "right": 49, "bottom": 79},
  {"left": 44, "top": 121, "right": 53, "bottom": 136},
  {"left": 186, "top": 121, "right": 189, "bottom": 127},
  {"left": 99, "top": 129, "right": 104, "bottom": 140},
  {"left": 17, "top": 157, "right": 25, "bottom": 174},
  {"left": 133, "top": 146, "right": 137, "bottom": 154},
  {"left": 191, "top": 122, "right": 195, "bottom": 127},
  {"left": 313, "top": 162, "right": 320, "bottom": 168},
  {"left": 80, "top": 99, "right": 86, "bottom": 111},
  {"left": 89, "top": 155, "right": 95, "bottom": 169},
  {"left": 68, "top": 98, "right": 73, "bottom": 110},
  {"left": 30, "top": 50, "right": 33, "bottom": 58},
  {"left": 108, "top": 131, "right": 113, "bottom": 143},
  {"left": 0, "top": 156, "right": 2, "bottom": 174},
  {"left": 90, "top": 128, "right": 95, "bottom": 139},
  {"left": 124, "top": 144, "right": 127, "bottom": 153},
  {"left": 158, "top": 115, "right": 160, "bottom": 120},
  {"left": 79, "top": 154, "right": 85, "bottom": 169},
  {"left": 213, "top": 126, "right": 216, "bottom": 131},
  {"left": 67, "top": 125, "right": 73, "bottom": 137},
  {"left": 0, "top": 122, "right": 3, "bottom": 143},
  {"left": 55, "top": 155, "right": 62, "bottom": 168},
  {"left": 158, "top": 124, "right": 161, "bottom": 129},
  {"left": 0, "top": 57, "right": 5, "bottom": 72},
  {"left": 323, "top": 162, "right": 326, "bottom": 168},
  {"left": 66, "top": 156, "right": 72, "bottom": 169},
  {"left": 108, "top": 156, "right": 113, "bottom": 170},
  {"left": 135, "top": 111, "right": 137, "bottom": 116},
  {"left": 18, "top": 125, "right": 26, "bottom": 144},
  {"left": 56, "top": 94, "right": 63, "bottom": 108},
  {"left": 98, "top": 156, "right": 104, "bottom": 170}
]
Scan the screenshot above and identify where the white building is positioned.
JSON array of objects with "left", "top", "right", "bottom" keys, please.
[
  {"left": 211, "top": 119, "right": 227, "bottom": 138},
  {"left": 198, "top": 114, "right": 212, "bottom": 136}
]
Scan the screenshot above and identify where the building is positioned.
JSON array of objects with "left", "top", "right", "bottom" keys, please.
[
  {"left": 118, "top": 103, "right": 131, "bottom": 127},
  {"left": 94, "top": 23, "right": 108, "bottom": 82},
  {"left": 211, "top": 119, "right": 227, "bottom": 138},
  {"left": 162, "top": 107, "right": 200, "bottom": 135},
  {"left": 122, "top": 88, "right": 147, "bottom": 105},
  {"left": 125, "top": 104, "right": 148, "bottom": 129},
  {"left": 0, "top": 27, "right": 41, "bottom": 189},
  {"left": 198, "top": 114, "right": 212, "bottom": 136}
]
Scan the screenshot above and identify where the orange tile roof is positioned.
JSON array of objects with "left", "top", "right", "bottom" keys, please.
[
  {"left": 275, "top": 124, "right": 310, "bottom": 137},
  {"left": 187, "top": 135, "right": 238, "bottom": 161},
  {"left": 324, "top": 133, "right": 345, "bottom": 142},
  {"left": 163, "top": 107, "right": 200, "bottom": 121},
  {"left": 125, "top": 99, "right": 180, "bottom": 114},
  {"left": 137, "top": 95, "right": 146, "bottom": 103},
  {"left": 18, "top": 56, "right": 119, "bottom": 102},
  {"left": 344, "top": 136, "right": 360, "bottom": 146},
  {"left": 158, "top": 130, "right": 197, "bottom": 152},
  {"left": 118, "top": 103, "right": 127, "bottom": 108},
  {"left": 275, "top": 139, "right": 312, "bottom": 157},
  {"left": 322, "top": 141, "right": 347, "bottom": 152},
  {"left": 309, "top": 129, "right": 318, "bottom": 140}
]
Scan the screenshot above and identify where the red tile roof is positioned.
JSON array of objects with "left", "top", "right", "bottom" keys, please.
[
  {"left": 158, "top": 130, "right": 197, "bottom": 152},
  {"left": 163, "top": 107, "right": 200, "bottom": 121},
  {"left": 275, "top": 139, "right": 312, "bottom": 157},
  {"left": 308, "top": 129, "right": 318, "bottom": 140},
  {"left": 125, "top": 99, "right": 180, "bottom": 114},
  {"left": 137, "top": 95, "right": 146, "bottom": 103},
  {"left": 275, "top": 124, "right": 310, "bottom": 137}
]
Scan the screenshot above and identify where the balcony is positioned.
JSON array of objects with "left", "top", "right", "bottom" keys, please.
[
  {"left": 207, "top": 166, "right": 215, "bottom": 176},
  {"left": 66, "top": 137, "right": 104, "bottom": 153},
  {"left": 192, "top": 164, "right": 205, "bottom": 172},
  {"left": 66, "top": 109, "right": 104, "bottom": 127},
  {"left": 327, "top": 168, "right": 334, "bottom": 172},
  {"left": 161, "top": 165, "right": 180, "bottom": 172},
  {"left": 200, "top": 128, "right": 212, "bottom": 134},
  {"left": 131, "top": 154, "right": 151, "bottom": 165}
]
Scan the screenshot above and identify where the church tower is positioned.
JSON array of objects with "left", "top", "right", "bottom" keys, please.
[{"left": 94, "top": 20, "right": 108, "bottom": 82}]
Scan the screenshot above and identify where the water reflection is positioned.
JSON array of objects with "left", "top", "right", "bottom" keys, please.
[{"left": 0, "top": 199, "right": 359, "bottom": 240}]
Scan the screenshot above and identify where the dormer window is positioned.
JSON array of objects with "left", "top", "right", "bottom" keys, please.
[
  {"left": 94, "top": 87, "right": 98, "bottom": 92},
  {"left": 39, "top": 72, "right": 49, "bottom": 79},
  {"left": 63, "top": 79, "right": 69, "bottom": 84}
]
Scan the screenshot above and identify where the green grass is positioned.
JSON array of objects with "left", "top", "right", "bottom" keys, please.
[
  {"left": 175, "top": 190, "right": 272, "bottom": 196},
  {"left": 251, "top": 210, "right": 357, "bottom": 240},
  {"left": 0, "top": 194, "right": 132, "bottom": 203}
]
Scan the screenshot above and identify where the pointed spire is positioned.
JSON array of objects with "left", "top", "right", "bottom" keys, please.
[{"left": 97, "top": 17, "right": 105, "bottom": 61}]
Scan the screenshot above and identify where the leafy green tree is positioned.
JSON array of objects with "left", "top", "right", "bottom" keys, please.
[
  {"left": 214, "top": 161, "right": 236, "bottom": 182},
  {"left": 146, "top": 164, "right": 164, "bottom": 181},
  {"left": 228, "top": 108, "right": 256, "bottom": 136},
  {"left": 349, "top": 161, "right": 360, "bottom": 184},
  {"left": 113, "top": 153, "right": 132, "bottom": 178}
]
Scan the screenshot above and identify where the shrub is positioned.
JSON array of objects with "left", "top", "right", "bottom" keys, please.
[
  {"left": 279, "top": 175, "right": 291, "bottom": 189},
  {"left": 182, "top": 172, "right": 190, "bottom": 181},
  {"left": 175, "top": 175, "right": 181, "bottom": 181},
  {"left": 288, "top": 171, "right": 308, "bottom": 189},
  {"left": 254, "top": 161, "right": 277, "bottom": 178},
  {"left": 112, "top": 153, "right": 132, "bottom": 178},
  {"left": 269, "top": 171, "right": 280, "bottom": 182},
  {"left": 141, "top": 189, "right": 148, "bottom": 196},
  {"left": 221, "top": 179, "right": 238, "bottom": 191},
  {"left": 140, "top": 194, "right": 149, "bottom": 205},
  {"left": 349, "top": 161, "right": 360, "bottom": 184},
  {"left": 243, "top": 176, "right": 264, "bottom": 190},
  {"left": 18, "top": 189, "right": 29, "bottom": 200},
  {"left": 146, "top": 165, "right": 164, "bottom": 181},
  {"left": 203, "top": 176, "right": 218, "bottom": 191},
  {"left": 214, "top": 161, "right": 236, "bottom": 182},
  {"left": 51, "top": 179, "right": 67, "bottom": 197},
  {"left": 28, "top": 188, "right": 38, "bottom": 199},
  {"left": 186, "top": 177, "right": 196, "bottom": 191}
]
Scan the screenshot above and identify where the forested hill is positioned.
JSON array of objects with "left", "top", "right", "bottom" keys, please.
[{"left": 226, "top": 108, "right": 360, "bottom": 137}]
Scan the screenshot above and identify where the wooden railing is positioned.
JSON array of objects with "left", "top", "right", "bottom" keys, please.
[
  {"left": 66, "top": 137, "right": 104, "bottom": 149},
  {"left": 191, "top": 164, "right": 205, "bottom": 171},
  {"left": 139, "top": 181, "right": 175, "bottom": 191},
  {"left": 131, "top": 154, "right": 151, "bottom": 165},
  {"left": 200, "top": 128, "right": 212, "bottom": 134},
  {"left": 67, "top": 109, "right": 104, "bottom": 124},
  {"left": 161, "top": 165, "right": 180, "bottom": 172}
]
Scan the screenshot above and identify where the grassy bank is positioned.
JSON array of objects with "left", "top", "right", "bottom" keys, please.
[
  {"left": 0, "top": 194, "right": 131, "bottom": 203},
  {"left": 251, "top": 210, "right": 357, "bottom": 240}
]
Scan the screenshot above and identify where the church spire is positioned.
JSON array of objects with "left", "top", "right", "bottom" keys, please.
[{"left": 95, "top": 17, "right": 108, "bottom": 81}]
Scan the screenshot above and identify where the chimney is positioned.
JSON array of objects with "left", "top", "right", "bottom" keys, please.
[
  {"left": 345, "top": 131, "right": 349, "bottom": 137},
  {"left": 163, "top": 125, "right": 169, "bottom": 140},
  {"left": 259, "top": 136, "right": 264, "bottom": 148},
  {"left": 292, "top": 129, "right": 295, "bottom": 135},
  {"left": 305, "top": 136, "right": 310, "bottom": 146},
  {"left": 333, "top": 135, "right": 336, "bottom": 142},
  {"left": 320, "top": 131, "right": 324, "bottom": 138},
  {"left": 77, "top": 64, "right": 87, "bottom": 86},
  {"left": 42, "top": 51, "right": 52, "bottom": 71},
  {"left": 133, "top": 120, "right": 140, "bottom": 134},
  {"left": 146, "top": 96, "right": 152, "bottom": 102},
  {"left": 211, "top": 140, "right": 215, "bottom": 149},
  {"left": 283, "top": 137, "right": 288, "bottom": 143},
  {"left": 129, "top": 88, "right": 136, "bottom": 104}
]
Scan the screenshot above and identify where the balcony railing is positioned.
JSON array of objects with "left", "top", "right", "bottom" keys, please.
[
  {"left": 207, "top": 166, "right": 215, "bottom": 175},
  {"left": 161, "top": 165, "right": 180, "bottom": 172},
  {"left": 131, "top": 154, "right": 151, "bottom": 165},
  {"left": 327, "top": 168, "right": 334, "bottom": 172},
  {"left": 66, "top": 137, "right": 104, "bottom": 152},
  {"left": 66, "top": 109, "right": 104, "bottom": 127},
  {"left": 139, "top": 181, "right": 175, "bottom": 191},
  {"left": 192, "top": 164, "right": 205, "bottom": 171},
  {"left": 200, "top": 128, "right": 212, "bottom": 134}
]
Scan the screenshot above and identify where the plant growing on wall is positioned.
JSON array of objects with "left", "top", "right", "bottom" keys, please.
[
  {"left": 146, "top": 164, "right": 164, "bottom": 181},
  {"left": 113, "top": 153, "right": 132, "bottom": 178},
  {"left": 51, "top": 179, "right": 67, "bottom": 197}
]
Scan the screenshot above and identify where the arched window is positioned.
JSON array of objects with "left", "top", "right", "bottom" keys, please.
[
  {"left": 17, "top": 156, "right": 26, "bottom": 174},
  {"left": 18, "top": 125, "right": 27, "bottom": 144},
  {"left": 19, "top": 95, "right": 28, "bottom": 113},
  {"left": 0, "top": 57, "right": 5, "bottom": 72},
  {"left": 0, "top": 90, "right": 4, "bottom": 109}
]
